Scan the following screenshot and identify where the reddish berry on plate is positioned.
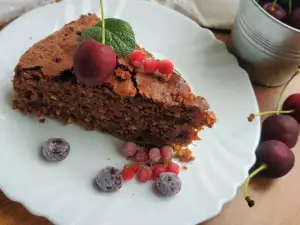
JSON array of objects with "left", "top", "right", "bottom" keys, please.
[
  {"left": 143, "top": 58, "right": 158, "bottom": 73},
  {"left": 121, "top": 167, "right": 135, "bottom": 181},
  {"left": 128, "top": 164, "right": 140, "bottom": 173},
  {"left": 152, "top": 164, "right": 166, "bottom": 180},
  {"left": 137, "top": 166, "right": 152, "bottom": 182},
  {"left": 130, "top": 50, "right": 146, "bottom": 67},
  {"left": 149, "top": 148, "right": 161, "bottom": 162},
  {"left": 158, "top": 59, "right": 174, "bottom": 75},
  {"left": 160, "top": 146, "right": 174, "bottom": 160},
  {"left": 121, "top": 142, "right": 137, "bottom": 157},
  {"left": 166, "top": 162, "right": 180, "bottom": 175},
  {"left": 135, "top": 149, "right": 149, "bottom": 162}
]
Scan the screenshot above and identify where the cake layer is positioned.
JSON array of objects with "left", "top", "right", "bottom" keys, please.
[{"left": 12, "top": 14, "right": 216, "bottom": 147}]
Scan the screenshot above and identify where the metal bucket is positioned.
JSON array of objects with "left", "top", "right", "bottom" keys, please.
[{"left": 232, "top": 0, "right": 300, "bottom": 87}]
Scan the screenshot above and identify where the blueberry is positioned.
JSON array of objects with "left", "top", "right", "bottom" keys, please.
[
  {"left": 156, "top": 172, "right": 181, "bottom": 196},
  {"left": 95, "top": 167, "right": 122, "bottom": 192},
  {"left": 42, "top": 138, "right": 70, "bottom": 161}
]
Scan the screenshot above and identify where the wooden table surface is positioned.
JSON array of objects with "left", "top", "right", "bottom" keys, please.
[{"left": 1, "top": 15, "right": 300, "bottom": 225}]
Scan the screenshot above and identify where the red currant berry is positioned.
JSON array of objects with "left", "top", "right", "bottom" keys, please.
[
  {"left": 152, "top": 164, "right": 166, "bottom": 180},
  {"left": 137, "top": 166, "right": 152, "bottom": 182},
  {"left": 166, "top": 162, "right": 180, "bottom": 175},
  {"left": 143, "top": 58, "right": 158, "bottom": 73},
  {"left": 121, "top": 142, "right": 137, "bottom": 157},
  {"left": 149, "top": 148, "right": 161, "bottom": 162},
  {"left": 158, "top": 59, "right": 174, "bottom": 75},
  {"left": 130, "top": 50, "right": 146, "bottom": 67},
  {"left": 135, "top": 149, "right": 149, "bottom": 162},
  {"left": 121, "top": 167, "right": 135, "bottom": 181},
  {"left": 160, "top": 146, "right": 174, "bottom": 160},
  {"left": 128, "top": 164, "right": 140, "bottom": 173}
]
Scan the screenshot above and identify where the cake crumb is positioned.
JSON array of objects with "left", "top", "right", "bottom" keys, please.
[
  {"left": 159, "top": 73, "right": 172, "bottom": 82},
  {"left": 206, "top": 111, "right": 217, "bottom": 128},
  {"left": 172, "top": 90, "right": 194, "bottom": 103},
  {"left": 115, "top": 68, "right": 131, "bottom": 80},
  {"left": 63, "top": 118, "right": 73, "bottom": 125},
  {"left": 183, "top": 165, "right": 188, "bottom": 170},
  {"left": 177, "top": 148, "right": 195, "bottom": 162},
  {"left": 39, "top": 118, "right": 46, "bottom": 123}
]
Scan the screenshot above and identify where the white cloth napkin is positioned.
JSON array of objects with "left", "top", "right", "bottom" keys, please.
[
  {"left": 150, "top": 0, "right": 239, "bottom": 29},
  {"left": 0, "top": 0, "right": 239, "bottom": 29}
]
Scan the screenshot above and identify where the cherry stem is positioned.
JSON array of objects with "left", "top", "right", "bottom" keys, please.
[
  {"left": 288, "top": 0, "right": 292, "bottom": 14},
  {"left": 244, "top": 163, "right": 268, "bottom": 208},
  {"left": 100, "top": 0, "right": 105, "bottom": 44},
  {"left": 272, "top": 0, "right": 278, "bottom": 10},
  {"left": 248, "top": 109, "right": 295, "bottom": 121},
  {"left": 276, "top": 70, "right": 300, "bottom": 113}
]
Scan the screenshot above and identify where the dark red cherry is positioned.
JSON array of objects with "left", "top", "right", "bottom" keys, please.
[
  {"left": 73, "top": 39, "right": 116, "bottom": 86},
  {"left": 282, "top": 93, "right": 300, "bottom": 124},
  {"left": 256, "top": 140, "right": 295, "bottom": 178},
  {"left": 243, "top": 140, "right": 295, "bottom": 207},
  {"left": 262, "top": 3, "right": 287, "bottom": 21},
  {"left": 260, "top": 114, "right": 299, "bottom": 148},
  {"left": 289, "top": 8, "right": 300, "bottom": 29}
]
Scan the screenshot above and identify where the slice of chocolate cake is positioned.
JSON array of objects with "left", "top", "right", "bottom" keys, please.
[{"left": 12, "top": 14, "right": 216, "bottom": 147}]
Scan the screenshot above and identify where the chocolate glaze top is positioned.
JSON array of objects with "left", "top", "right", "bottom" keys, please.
[{"left": 16, "top": 14, "right": 213, "bottom": 113}]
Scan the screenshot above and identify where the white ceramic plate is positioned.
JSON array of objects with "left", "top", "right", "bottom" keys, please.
[{"left": 0, "top": 0, "right": 260, "bottom": 224}]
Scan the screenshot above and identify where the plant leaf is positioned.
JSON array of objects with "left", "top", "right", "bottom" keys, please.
[
  {"left": 82, "top": 26, "right": 101, "bottom": 42},
  {"left": 82, "top": 18, "right": 136, "bottom": 55}
]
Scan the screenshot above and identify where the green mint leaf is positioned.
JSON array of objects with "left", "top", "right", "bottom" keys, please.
[
  {"left": 96, "top": 18, "right": 136, "bottom": 54},
  {"left": 82, "top": 26, "right": 102, "bottom": 42},
  {"left": 82, "top": 18, "right": 136, "bottom": 55}
]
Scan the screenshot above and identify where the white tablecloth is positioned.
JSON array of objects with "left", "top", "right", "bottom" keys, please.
[
  {"left": 0, "top": 0, "right": 55, "bottom": 25},
  {"left": 0, "top": 0, "right": 239, "bottom": 29}
]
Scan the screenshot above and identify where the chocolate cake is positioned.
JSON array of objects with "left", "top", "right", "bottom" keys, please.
[{"left": 12, "top": 14, "right": 216, "bottom": 147}]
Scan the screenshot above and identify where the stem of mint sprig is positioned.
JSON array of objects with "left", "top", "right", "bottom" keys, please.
[{"left": 100, "top": 0, "right": 105, "bottom": 44}]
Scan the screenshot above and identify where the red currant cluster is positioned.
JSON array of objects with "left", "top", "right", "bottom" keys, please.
[
  {"left": 121, "top": 142, "right": 180, "bottom": 182},
  {"left": 129, "top": 50, "right": 174, "bottom": 75},
  {"left": 244, "top": 72, "right": 300, "bottom": 207}
]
